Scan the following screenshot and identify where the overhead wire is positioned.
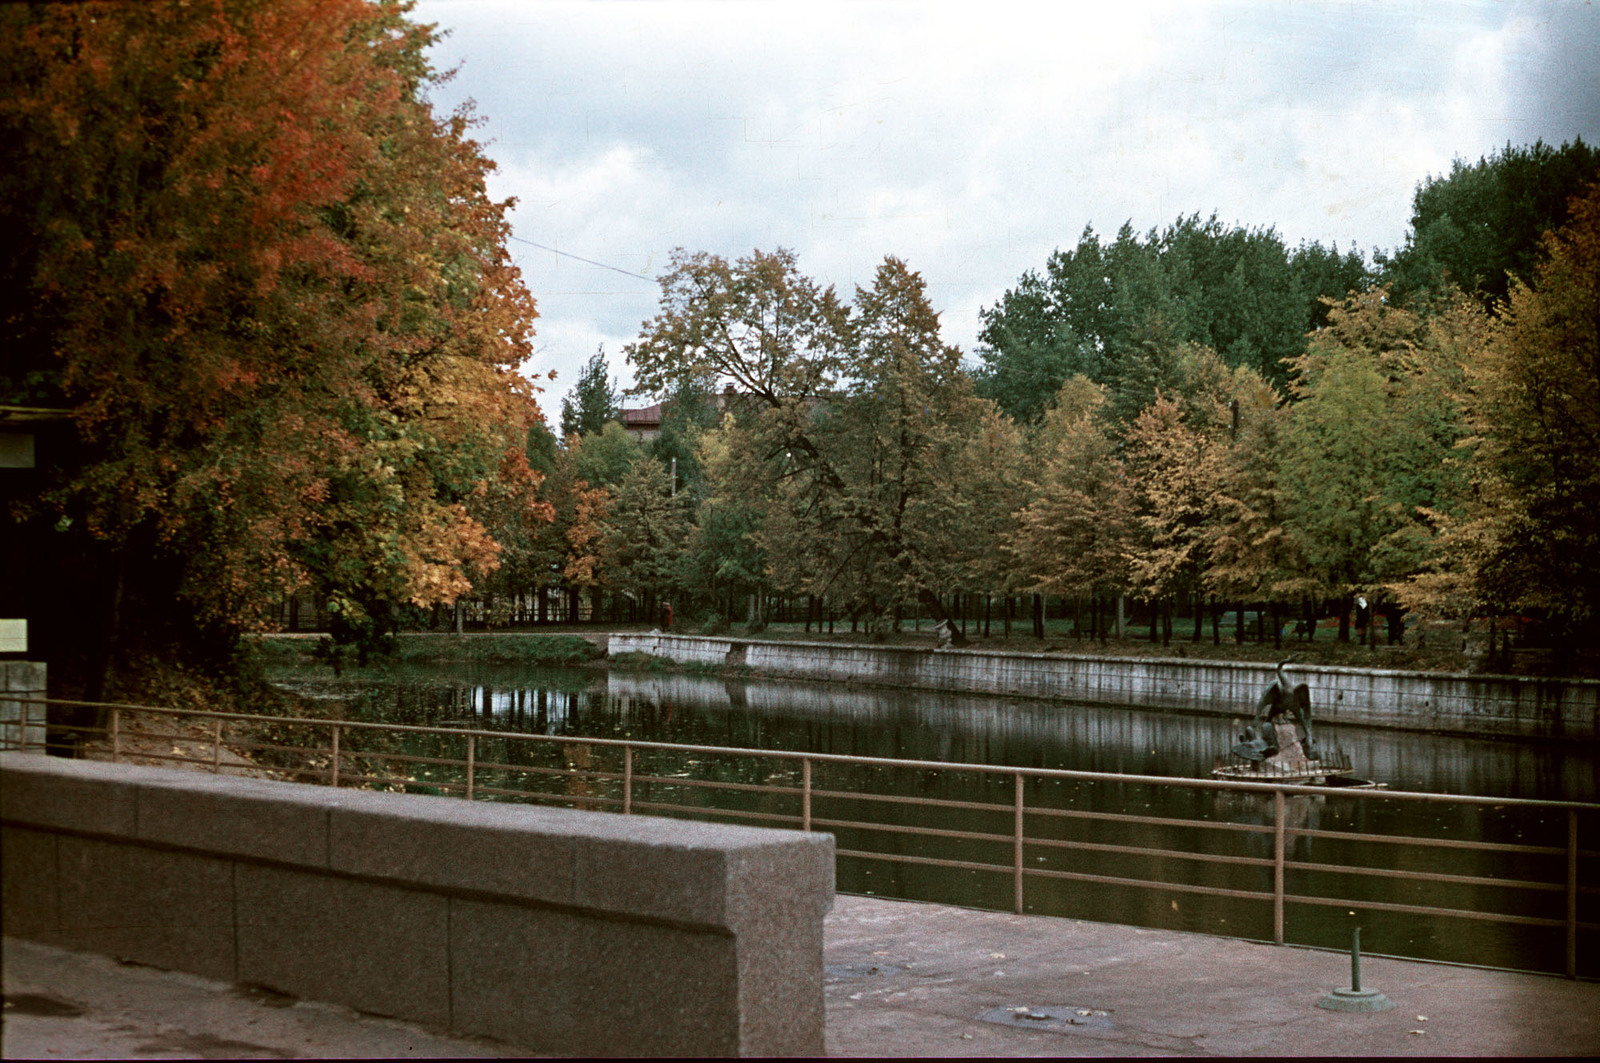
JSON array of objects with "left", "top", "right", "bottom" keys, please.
[{"left": 507, "top": 235, "right": 656, "bottom": 283}]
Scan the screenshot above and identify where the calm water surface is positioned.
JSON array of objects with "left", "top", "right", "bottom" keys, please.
[{"left": 268, "top": 662, "right": 1599, "bottom": 975}]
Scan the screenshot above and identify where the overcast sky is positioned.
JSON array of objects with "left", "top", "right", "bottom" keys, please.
[{"left": 411, "top": 0, "right": 1600, "bottom": 413}]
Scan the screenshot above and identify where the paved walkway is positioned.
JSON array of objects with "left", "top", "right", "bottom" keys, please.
[
  {"left": 823, "top": 895, "right": 1599, "bottom": 1057},
  {"left": 5, "top": 895, "right": 1598, "bottom": 1058}
]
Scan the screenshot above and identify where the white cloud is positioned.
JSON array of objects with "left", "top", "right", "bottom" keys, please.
[{"left": 416, "top": 0, "right": 1600, "bottom": 410}]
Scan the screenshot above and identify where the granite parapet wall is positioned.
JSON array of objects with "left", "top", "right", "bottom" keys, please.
[
  {"left": 609, "top": 633, "right": 1598, "bottom": 740},
  {"left": 0, "top": 753, "right": 834, "bottom": 1057}
]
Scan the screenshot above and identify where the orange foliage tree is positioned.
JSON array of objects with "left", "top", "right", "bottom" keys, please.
[{"left": 0, "top": 0, "right": 545, "bottom": 684}]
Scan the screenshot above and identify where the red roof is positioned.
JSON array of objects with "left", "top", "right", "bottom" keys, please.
[{"left": 620, "top": 404, "right": 662, "bottom": 426}]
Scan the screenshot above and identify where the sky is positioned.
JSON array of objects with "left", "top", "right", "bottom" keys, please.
[{"left": 411, "top": 0, "right": 1600, "bottom": 415}]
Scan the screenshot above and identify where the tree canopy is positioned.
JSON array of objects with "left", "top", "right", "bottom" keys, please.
[
  {"left": 559, "top": 347, "right": 621, "bottom": 442},
  {"left": 0, "top": 0, "right": 546, "bottom": 683},
  {"left": 975, "top": 215, "right": 1369, "bottom": 422},
  {"left": 1381, "top": 138, "right": 1600, "bottom": 312}
]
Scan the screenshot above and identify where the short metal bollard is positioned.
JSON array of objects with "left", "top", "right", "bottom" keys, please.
[{"left": 1317, "top": 927, "right": 1395, "bottom": 1012}]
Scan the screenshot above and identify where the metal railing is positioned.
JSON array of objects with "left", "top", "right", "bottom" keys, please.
[{"left": 5, "top": 697, "right": 1597, "bottom": 977}]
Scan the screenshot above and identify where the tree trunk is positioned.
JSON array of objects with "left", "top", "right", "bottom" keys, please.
[
  {"left": 984, "top": 594, "right": 992, "bottom": 638},
  {"left": 1032, "top": 594, "right": 1045, "bottom": 639},
  {"left": 1235, "top": 603, "right": 1245, "bottom": 643},
  {"left": 84, "top": 546, "right": 129, "bottom": 705}
]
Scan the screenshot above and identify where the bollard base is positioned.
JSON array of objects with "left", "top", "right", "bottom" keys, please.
[{"left": 1317, "top": 987, "right": 1395, "bottom": 1012}]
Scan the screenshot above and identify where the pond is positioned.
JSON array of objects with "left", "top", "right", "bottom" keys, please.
[{"left": 267, "top": 661, "right": 1599, "bottom": 976}]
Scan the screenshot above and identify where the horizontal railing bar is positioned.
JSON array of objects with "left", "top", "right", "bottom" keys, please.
[
  {"left": 1293, "top": 826, "right": 1568, "bottom": 856},
  {"left": 818, "top": 818, "right": 1279, "bottom": 872},
  {"left": 832, "top": 848, "right": 1276, "bottom": 903},
  {"left": 100, "top": 750, "right": 215, "bottom": 769},
  {"left": 810, "top": 787, "right": 1019, "bottom": 814},
  {"left": 1027, "top": 805, "right": 1276, "bottom": 834},
  {"left": 229, "top": 741, "right": 329, "bottom": 759},
  {"left": 628, "top": 774, "right": 800, "bottom": 797},
  {"left": 810, "top": 817, "right": 1012, "bottom": 845},
  {"left": 1283, "top": 892, "right": 1597, "bottom": 929},
  {"left": 1286, "top": 861, "right": 1567, "bottom": 893},
  {"left": 835, "top": 848, "right": 1014, "bottom": 873},
  {"left": 339, "top": 752, "right": 471, "bottom": 770},
  {"left": 473, "top": 761, "right": 575, "bottom": 779},
  {"left": 331, "top": 771, "right": 466, "bottom": 792},
  {"left": 1024, "top": 866, "right": 1273, "bottom": 902},
  {"left": 1026, "top": 835, "right": 1275, "bottom": 868},
  {"left": 28, "top": 697, "right": 1597, "bottom": 811},
  {"left": 832, "top": 851, "right": 1588, "bottom": 923},
  {"left": 470, "top": 784, "right": 617, "bottom": 806},
  {"left": 627, "top": 801, "right": 799, "bottom": 825}
]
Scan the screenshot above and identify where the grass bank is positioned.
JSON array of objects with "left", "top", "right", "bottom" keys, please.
[{"left": 254, "top": 632, "right": 605, "bottom": 668}]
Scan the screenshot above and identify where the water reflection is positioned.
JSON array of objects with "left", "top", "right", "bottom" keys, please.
[{"left": 267, "top": 662, "right": 1597, "bottom": 975}]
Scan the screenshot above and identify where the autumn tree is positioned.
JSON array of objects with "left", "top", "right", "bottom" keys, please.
[
  {"left": 811, "top": 257, "right": 989, "bottom": 628},
  {"left": 931, "top": 404, "right": 1029, "bottom": 635},
  {"left": 627, "top": 251, "right": 993, "bottom": 630},
  {"left": 1436, "top": 178, "right": 1600, "bottom": 656},
  {"left": 1008, "top": 377, "right": 1134, "bottom": 627},
  {"left": 1123, "top": 395, "right": 1222, "bottom": 635},
  {"left": 0, "top": 0, "right": 545, "bottom": 688},
  {"left": 1201, "top": 367, "right": 1296, "bottom": 634},
  {"left": 601, "top": 458, "right": 691, "bottom": 621},
  {"left": 1278, "top": 289, "right": 1472, "bottom": 640},
  {"left": 680, "top": 418, "right": 769, "bottom": 625}
]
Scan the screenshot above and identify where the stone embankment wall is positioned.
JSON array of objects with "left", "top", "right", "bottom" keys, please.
[
  {"left": 0, "top": 754, "right": 834, "bottom": 1057},
  {"left": 610, "top": 633, "right": 1599, "bottom": 740}
]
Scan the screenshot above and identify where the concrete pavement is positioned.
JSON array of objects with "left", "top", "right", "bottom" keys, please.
[
  {"left": 823, "top": 895, "right": 1600, "bottom": 1057},
  {"left": 1, "top": 939, "right": 525, "bottom": 1059},
  {"left": 6, "top": 894, "right": 1598, "bottom": 1058}
]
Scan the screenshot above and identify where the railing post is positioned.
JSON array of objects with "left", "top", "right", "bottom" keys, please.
[
  {"left": 802, "top": 758, "right": 812, "bottom": 831},
  {"left": 623, "top": 745, "right": 633, "bottom": 814},
  {"left": 110, "top": 708, "right": 121, "bottom": 763},
  {"left": 211, "top": 717, "right": 223, "bottom": 773},
  {"left": 1568, "top": 808, "right": 1579, "bottom": 979},
  {"left": 1014, "top": 772, "right": 1025, "bottom": 915},
  {"left": 466, "top": 734, "right": 476, "bottom": 802},
  {"left": 329, "top": 725, "right": 340, "bottom": 788},
  {"left": 1273, "top": 789, "right": 1286, "bottom": 945}
]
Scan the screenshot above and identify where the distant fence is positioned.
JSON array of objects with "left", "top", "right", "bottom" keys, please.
[{"left": 7, "top": 697, "right": 1597, "bottom": 977}]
